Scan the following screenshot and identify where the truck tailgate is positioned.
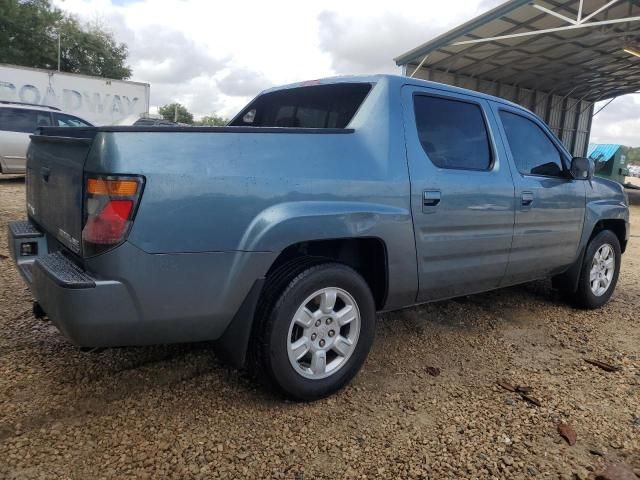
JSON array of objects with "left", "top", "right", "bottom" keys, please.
[{"left": 26, "top": 129, "right": 97, "bottom": 255}]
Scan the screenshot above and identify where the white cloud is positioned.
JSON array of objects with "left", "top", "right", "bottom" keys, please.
[
  {"left": 317, "top": 11, "right": 436, "bottom": 74},
  {"left": 130, "top": 26, "right": 228, "bottom": 84},
  {"left": 52, "top": 0, "right": 639, "bottom": 143},
  {"left": 591, "top": 94, "right": 640, "bottom": 148},
  {"left": 217, "top": 68, "right": 273, "bottom": 98}
]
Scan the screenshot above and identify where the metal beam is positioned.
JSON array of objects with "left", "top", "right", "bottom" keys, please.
[
  {"left": 580, "top": 0, "right": 622, "bottom": 24},
  {"left": 453, "top": 16, "right": 640, "bottom": 46},
  {"left": 532, "top": 4, "right": 578, "bottom": 24},
  {"left": 394, "top": 0, "right": 532, "bottom": 65},
  {"left": 396, "top": 0, "right": 640, "bottom": 104},
  {"left": 577, "top": 0, "right": 584, "bottom": 22},
  {"left": 592, "top": 97, "right": 618, "bottom": 116},
  {"left": 423, "top": 3, "right": 639, "bottom": 78},
  {"left": 409, "top": 55, "right": 429, "bottom": 78}
]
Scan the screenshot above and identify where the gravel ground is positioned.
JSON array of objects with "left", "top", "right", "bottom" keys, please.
[{"left": 0, "top": 176, "right": 638, "bottom": 480}]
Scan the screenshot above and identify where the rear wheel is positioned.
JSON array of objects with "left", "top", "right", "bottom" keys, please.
[
  {"left": 571, "top": 230, "right": 621, "bottom": 309},
  {"left": 252, "top": 262, "right": 375, "bottom": 400}
]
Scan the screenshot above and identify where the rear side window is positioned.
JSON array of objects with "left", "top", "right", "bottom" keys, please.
[
  {"left": 414, "top": 95, "right": 492, "bottom": 170},
  {"left": 230, "top": 83, "right": 371, "bottom": 128},
  {"left": 0, "top": 108, "right": 51, "bottom": 133},
  {"left": 499, "top": 111, "right": 564, "bottom": 177},
  {"left": 53, "top": 113, "right": 92, "bottom": 127}
]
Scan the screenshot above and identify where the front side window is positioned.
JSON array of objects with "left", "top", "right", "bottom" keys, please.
[
  {"left": 499, "top": 111, "right": 564, "bottom": 177},
  {"left": 0, "top": 108, "right": 44, "bottom": 133},
  {"left": 413, "top": 95, "right": 492, "bottom": 170}
]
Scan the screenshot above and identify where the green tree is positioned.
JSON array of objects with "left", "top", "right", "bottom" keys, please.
[
  {"left": 195, "top": 114, "right": 229, "bottom": 126},
  {"left": 57, "top": 18, "right": 132, "bottom": 79},
  {"left": 627, "top": 147, "right": 640, "bottom": 165},
  {"left": 158, "top": 103, "right": 194, "bottom": 124},
  {"left": 0, "top": 0, "right": 131, "bottom": 79}
]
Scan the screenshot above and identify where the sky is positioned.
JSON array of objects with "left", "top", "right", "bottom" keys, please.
[{"left": 53, "top": 0, "right": 639, "bottom": 146}]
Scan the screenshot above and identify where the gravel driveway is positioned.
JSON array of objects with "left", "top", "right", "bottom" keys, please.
[{"left": 1, "top": 176, "right": 638, "bottom": 480}]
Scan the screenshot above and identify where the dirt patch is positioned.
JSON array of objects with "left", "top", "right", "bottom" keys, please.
[{"left": 0, "top": 178, "right": 638, "bottom": 479}]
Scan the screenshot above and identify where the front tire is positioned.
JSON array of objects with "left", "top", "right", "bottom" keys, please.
[
  {"left": 572, "top": 230, "right": 621, "bottom": 309},
  {"left": 252, "top": 262, "right": 376, "bottom": 401}
]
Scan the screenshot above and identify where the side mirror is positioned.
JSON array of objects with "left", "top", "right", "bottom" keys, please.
[{"left": 570, "top": 156, "right": 594, "bottom": 180}]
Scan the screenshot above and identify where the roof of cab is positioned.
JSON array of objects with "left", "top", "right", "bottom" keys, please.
[{"left": 259, "top": 74, "right": 528, "bottom": 113}]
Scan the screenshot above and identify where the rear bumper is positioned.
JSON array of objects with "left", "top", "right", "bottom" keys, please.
[
  {"left": 8, "top": 220, "right": 274, "bottom": 348},
  {"left": 9, "top": 221, "right": 140, "bottom": 346}
]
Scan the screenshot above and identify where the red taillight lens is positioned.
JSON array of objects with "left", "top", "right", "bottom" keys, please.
[
  {"left": 83, "top": 200, "right": 133, "bottom": 244},
  {"left": 82, "top": 176, "right": 144, "bottom": 256}
]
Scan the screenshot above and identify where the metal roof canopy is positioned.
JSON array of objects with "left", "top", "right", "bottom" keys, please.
[{"left": 394, "top": 0, "right": 640, "bottom": 156}]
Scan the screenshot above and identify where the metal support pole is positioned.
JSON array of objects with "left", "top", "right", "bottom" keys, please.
[
  {"left": 592, "top": 97, "right": 617, "bottom": 117},
  {"left": 577, "top": 0, "right": 584, "bottom": 22},
  {"left": 409, "top": 54, "right": 429, "bottom": 78},
  {"left": 57, "top": 32, "right": 61, "bottom": 72}
]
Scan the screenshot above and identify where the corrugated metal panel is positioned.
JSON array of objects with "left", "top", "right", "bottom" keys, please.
[
  {"left": 561, "top": 98, "right": 579, "bottom": 146},
  {"left": 547, "top": 95, "right": 565, "bottom": 137},
  {"left": 477, "top": 79, "right": 497, "bottom": 96},
  {"left": 587, "top": 144, "right": 622, "bottom": 162},
  {"left": 457, "top": 76, "right": 476, "bottom": 90},
  {"left": 517, "top": 88, "right": 534, "bottom": 110},
  {"left": 500, "top": 84, "right": 517, "bottom": 102},
  {"left": 532, "top": 93, "right": 549, "bottom": 119},
  {"left": 395, "top": 0, "right": 640, "bottom": 101},
  {"left": 574, "top": 101, "right": 593, "bottom": 157}
]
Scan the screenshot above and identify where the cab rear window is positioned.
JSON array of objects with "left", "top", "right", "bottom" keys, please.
[{"left": 230, "top": 83, "right": 372, "bottom": 129}]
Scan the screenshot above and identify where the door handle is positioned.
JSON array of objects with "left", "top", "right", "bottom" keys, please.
[
  {"left": 521, "top": 191, "right": 534, "bottom": 207},
  {"left": 423, "top": 190, "right": 441, "bottom": 207}
]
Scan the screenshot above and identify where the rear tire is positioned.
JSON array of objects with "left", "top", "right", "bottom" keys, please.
[
  {"left": 571, "top": 230, "right": 621, "bottom": 309},
  {"left": 251, "top": 262, "right": 375, "bottom": 401}
]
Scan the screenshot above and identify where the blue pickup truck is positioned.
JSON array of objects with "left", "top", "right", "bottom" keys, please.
[{"left": 8, "top": 75, "right": 629, "bottom": 400}]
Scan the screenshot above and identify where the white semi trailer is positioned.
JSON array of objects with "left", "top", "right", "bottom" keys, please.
[{"left": 0, "top": 64, "right": 150, "bottom": 126}]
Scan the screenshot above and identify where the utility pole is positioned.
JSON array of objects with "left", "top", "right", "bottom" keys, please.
[
  {"left": 174, "top": 103, "right": 178, "bottom": 122},
  {"left": 57, "top": 31, "right": 61, "bottom": 71}
]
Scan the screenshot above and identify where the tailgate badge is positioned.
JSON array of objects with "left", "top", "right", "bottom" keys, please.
[{"left": 58, "top": 228, "right": 80, "bottom": 254}]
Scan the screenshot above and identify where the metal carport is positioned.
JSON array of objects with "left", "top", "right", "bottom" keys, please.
[{"left": 394, "top": 0, "right": 640, "bottom": 156}]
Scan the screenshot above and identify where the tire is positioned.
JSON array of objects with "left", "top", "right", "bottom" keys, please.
[
  {"left": 571, "top": 230, "right": 621, "bottom": 309},
  {"left": 251, "top": 262, "right": 376, "bottom": 401}
]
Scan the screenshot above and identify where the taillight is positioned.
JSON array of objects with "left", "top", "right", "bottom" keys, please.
[{"left": 82, "top": 175, "right": 144, "bottom": 256}]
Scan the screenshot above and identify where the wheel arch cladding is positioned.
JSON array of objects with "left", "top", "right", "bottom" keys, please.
[
  {"left": 590, "top": 218, "right": 627, "bottom": 254},
  {"left": 215, "top": 237, "right": 388, "bottom": 369},
  {"left": 554, "top": 216, "right": 627, "bottom": 294},
  {"left": 266, "top": 237, "right": 388, "bottom": 311}
]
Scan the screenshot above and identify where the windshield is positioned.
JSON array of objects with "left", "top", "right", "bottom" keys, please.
[{"left": 230, "top": 83, "right": 371, "bottom": 129}]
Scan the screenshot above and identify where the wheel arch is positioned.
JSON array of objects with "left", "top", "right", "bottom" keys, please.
[
  {"left": 553, "top": 216, "right": 627, "bottom": 294},
  {"left": 266, "top": 237, "right": 389, "bottom": 311},
  {"left": 215, "top": 236, "right": 389, "bottom": 369},
  {"left": 589, "top": 218, "right": 627, "bottom": 254}
]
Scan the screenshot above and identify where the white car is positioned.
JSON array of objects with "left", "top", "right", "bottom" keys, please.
[{"left": 0, "top": 102, "right": 93, "bottom": 175}]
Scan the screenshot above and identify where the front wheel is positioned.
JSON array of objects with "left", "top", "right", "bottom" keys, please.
[
  {"left": 252, "top": 262, "right": 376, "bottom": 400},
  {"left": 572, "top": 230, "right": 621, "bottom": 309}
]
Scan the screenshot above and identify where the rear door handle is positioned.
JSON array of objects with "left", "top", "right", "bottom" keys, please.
[
  {"left": 423, "top": 190, "right": 441, "bottom": 207},
  {"left": 521, "top": 191, "right": 534, "bottom": 207}
]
